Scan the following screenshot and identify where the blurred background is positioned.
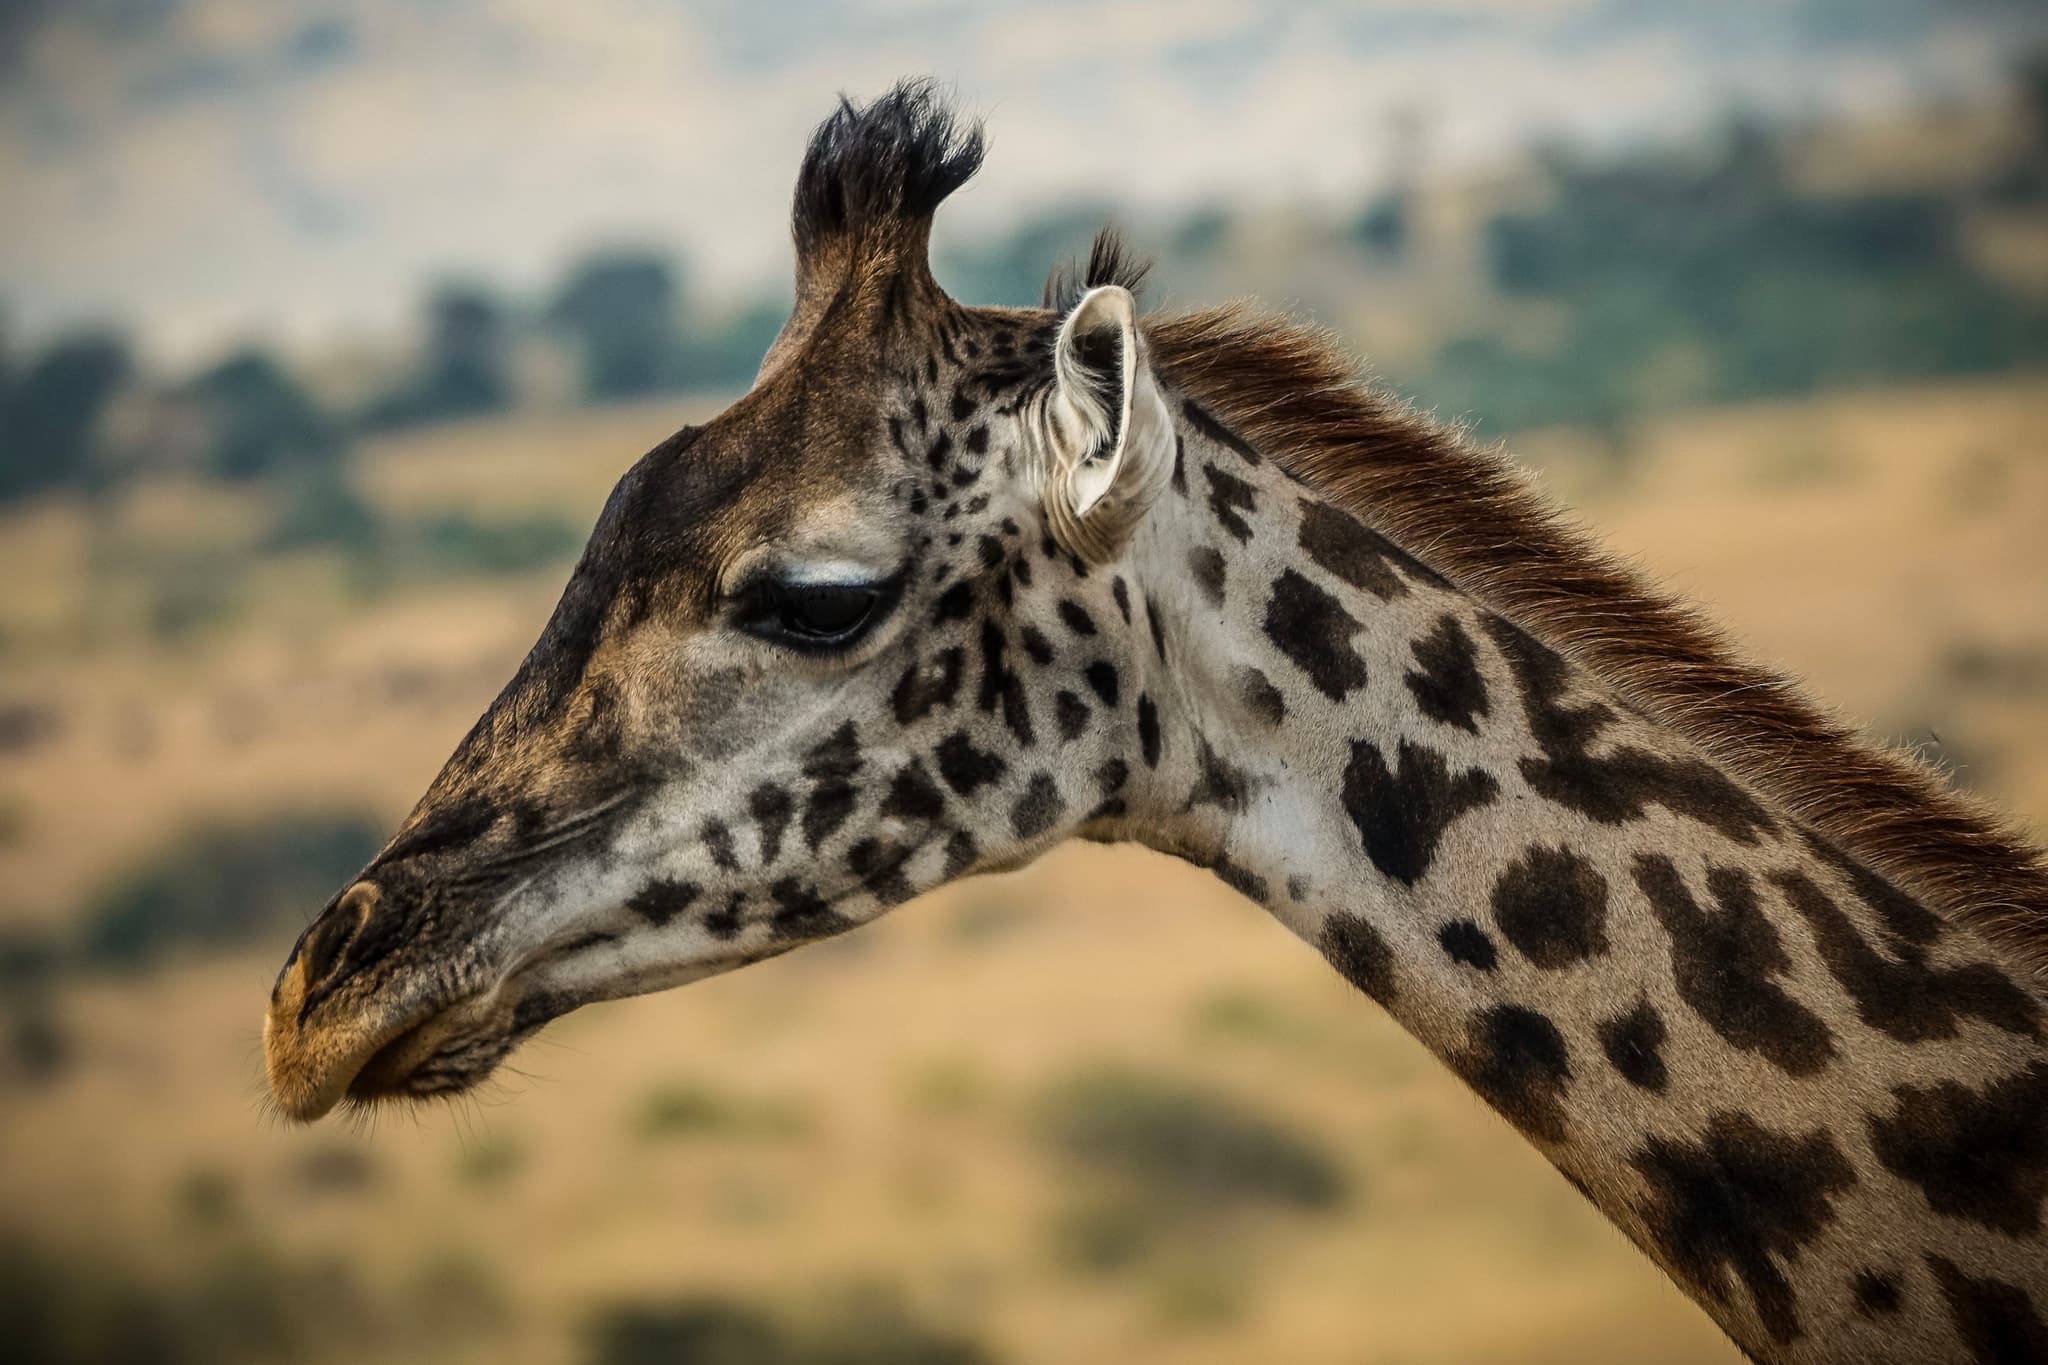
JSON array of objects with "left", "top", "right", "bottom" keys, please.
[{"left": 3, "top": 3, "right": 2047, "bottom": 1362}]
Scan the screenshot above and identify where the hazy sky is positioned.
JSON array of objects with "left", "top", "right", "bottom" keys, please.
[{"left": 2, "top": 0, "right": 2038, "bottom": 364}]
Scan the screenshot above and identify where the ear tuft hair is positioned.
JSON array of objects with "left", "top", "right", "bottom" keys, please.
[
  {"left": 1044, "top": 226, "right": 1154, "bottom": 312},
  {"left": 792, "top": 78, "right": 986, "bottom": 261}
]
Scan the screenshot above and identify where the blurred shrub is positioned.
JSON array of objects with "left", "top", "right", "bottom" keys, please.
[
  {"left": 267, "top": 462, "right": 383, "bottom": 552},
  {"left": 549, "top": 250, "right": 688, "bottom": 401},
  {"left": 1416, "top": 118, "right": 2048, "bottom": 436},
  {"left": 77, "top": 809, "right": 383, "bottom": 968},
  {"left": 403, "top": 1250, "right": 509, "bottom": 1342},
  {"left": 1186, "top": 987, "right": 1323, "bottom": 1053},
  {"left": 0, "top": 1230, "right": 383, "bottom": 1365},
  {"left": 410, "top": 510, "right": 584, "bottom": 576},
  {"left": 342, "top": 510, "right": 585, "bottom": 594},
  {"left": 584, "top": 1288, "right": 994, "bottom": 1365},
  {"left": 1036, "top": 1063, "right": 1346, "bottom": 1281},
  {"left": 288, "top": 1142, "right": 380, "bottom": 1196},
  {"left": 0, "top": 331, "right": 133, "bottom": 502},
  {"left": 681, "top": 300, "right": 789, "bottom": 393},
  {"left": 944, "top": 891, "right": 1040, "bottom": 945},
  {"left": 143, "top": 556, "right": 246, "bottom": 643},
  {"left": 0, "top": 701, "right": 63, "bottom": 756},
  {"left": 0, "top": 1231, "right": 186, "bottom": 1365},
  {"left": 635, "top": 1079, "right": 814, "bottom": 1142},
  {"left": 1037, "top": 1064, "right": 1345, "bottom": 1216},
  {"left": 1941, "top": 640, "right": 2048, "bottom": 698},
  {"left": 453, "top": 1132, "right": 527, "bottom": 1187},
  {"left": 361, "top": 284, "right": 516, "bottom": 430},
  {"left": 186, "top": 349, "right": 345, "bottom": 482},
  {"left": 182, "top": 1243, "right": 375, "bottom": 1363},
  {"left": 2, "top": 995, "right": 70, "bottom": 1086},
  {"left": 173, "top": 1167, "right": 240, "bottom": 1230},
  {"left": 0, "top": 925, "right": 71, "bottom": 1085},
  {"left": 0, "top": 924, "right": 62, "bottom": 989},
  {"left": 902, "top": 1056, "right": 993, "bottom": 1117}
]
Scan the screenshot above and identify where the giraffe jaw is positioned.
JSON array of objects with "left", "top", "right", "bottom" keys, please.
[
  {"left": 263, "top": 930, "right": 757, "bottom": 1121},
  {"left": 263, "top": 931, "right": 559, "bottom": 1122}
]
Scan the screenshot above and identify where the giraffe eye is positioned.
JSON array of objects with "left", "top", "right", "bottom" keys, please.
[{"left": 733, "top": 573, "right": 903, "bottom": 654}]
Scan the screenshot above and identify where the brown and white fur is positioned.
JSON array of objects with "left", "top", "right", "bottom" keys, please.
[{"left": 263, "top": 81, "right": 2048, "bottom": 1364}]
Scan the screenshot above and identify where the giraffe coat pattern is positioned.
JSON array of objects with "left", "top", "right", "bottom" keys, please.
[{"left": 261, "top": 79, "right": 2048, "bottom": 1365}]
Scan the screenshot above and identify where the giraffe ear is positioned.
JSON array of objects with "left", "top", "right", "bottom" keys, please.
[{"left": 1042, "top": 285, "right": 1175, "bottom": 564}]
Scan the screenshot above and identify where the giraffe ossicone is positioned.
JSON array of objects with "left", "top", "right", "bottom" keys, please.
[{"left": 262, "top": 78, "right": 2048, "bottom": 1365}]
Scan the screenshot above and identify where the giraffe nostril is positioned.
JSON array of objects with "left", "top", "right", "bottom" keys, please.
[{"left": 302, "top": 882, "right": 377, "bottom": 991}]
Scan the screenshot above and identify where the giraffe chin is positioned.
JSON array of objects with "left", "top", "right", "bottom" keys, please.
[
  {"left": 264, "top": 986, "right": 516, "bottom": 1122},
  {"left": 265, "top": 942, "right": 759, "bottom": 1120}
]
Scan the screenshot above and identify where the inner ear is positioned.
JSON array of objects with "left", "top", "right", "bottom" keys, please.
[
  {"left": 1064, "top": 308, "right": 1130, "bottom": 472},
  {"left": 1045, "top": 286, "right": 1172, "bottom": 564}
]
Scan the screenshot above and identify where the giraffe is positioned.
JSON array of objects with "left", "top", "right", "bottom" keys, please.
[{"left": 263, "top": 82, "right": 2048, "bottom": 1363}]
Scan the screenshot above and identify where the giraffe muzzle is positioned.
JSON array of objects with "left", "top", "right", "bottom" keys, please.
[
  {"left": 263, "top": 876, "right": 620, "bottom": 1120},
  {"left": 264, "top": 879, "right": 471, "bottom": 1120}
]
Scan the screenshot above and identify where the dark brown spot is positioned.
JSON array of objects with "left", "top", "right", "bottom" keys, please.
[
  {"left": 1868, "top": 1061, "right": 2048, "bottom": 1236},
  {"left": 1265, "top": 570, "right": 1368, "bottom": 701},
  {"left": 1491, "top": 844, "right": 1610, "bottom": 968},
  {"left": 1188, "top": 546, "right": 1227, "bottom": 606},
  {"left": 1405, "top": 613, "right": 1488, "bottom": 732},
  {"left": 1926, "top": 1255, "right": 2048, "bottom": 1365},
  {"left": 1634, "top": 855, "right": 1835, "bottom": 1076},
  {"left": 935, "top": 731, "right": 1006, "bottom": 796},
  {"left": 1597, "top": 999, "right": 1669, "bottom": 1092},
  {"left": 1438, "top": 919, "right": 1498, "bottom": 971},
  {"left": 1453, "top": 1004, "right": 1573, "bottom": 1142},
  {"left": 1342, "top": 738, "right": 1498, "bottom": 886},
  {"left": 1632, "top": 1112, "right": 1855, "bottom": 1345},
  {"left": 1299, "top": 499, "right": 1409, "bottom": 600},
  {"left": 627, "top": 878, "right": 699, "bottom": 927},
  {"left": 1776, "top": 869, "right": 2038, "bottom": 1042},
  {"left": 1320, "top": 912, "right": 1395, "bottom": 1003}
]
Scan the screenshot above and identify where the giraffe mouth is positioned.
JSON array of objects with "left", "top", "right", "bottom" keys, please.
[
  {"left": 265, "top": 929, "right": 613, "bottom": 1120},
  {"left": 269, "top": 931, "right": 767, "bottom": 1120}
]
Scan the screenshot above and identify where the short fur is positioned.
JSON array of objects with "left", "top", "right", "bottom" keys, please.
[{"left": 1127, "top": 286, "right": 2048, "bottom": 977}]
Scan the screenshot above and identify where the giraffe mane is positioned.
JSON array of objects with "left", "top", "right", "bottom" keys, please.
[{"left": 1140, "top": 293, "right": 2048, "bottom": 979}]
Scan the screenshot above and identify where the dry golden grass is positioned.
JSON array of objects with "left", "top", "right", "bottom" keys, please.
[{"left": 0, "top": 373, "right": 2042, "bottom": 1364}]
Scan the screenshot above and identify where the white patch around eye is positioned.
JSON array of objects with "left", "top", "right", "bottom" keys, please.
[{"left": 777, "top": 558, "right": 896, "bottom": 588}]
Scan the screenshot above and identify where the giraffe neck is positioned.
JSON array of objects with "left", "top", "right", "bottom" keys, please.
[{"left": 1113, "top": 396, "right": 2048, "bottom": 1365}]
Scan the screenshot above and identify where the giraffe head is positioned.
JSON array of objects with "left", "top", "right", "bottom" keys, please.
[{"left": 263, "top": 82, "right": 1180, "bottom": 1120}]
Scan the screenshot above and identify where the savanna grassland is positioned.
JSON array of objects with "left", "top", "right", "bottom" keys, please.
[{"left": 2, "top": 372, "right": 2044, "bottom": 1365}]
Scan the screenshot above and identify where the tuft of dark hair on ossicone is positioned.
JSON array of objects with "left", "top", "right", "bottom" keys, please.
[
  {"left": 1043, "top": 225, "right": 1155, "bottom": 312},
  {"left": 791, "top": 77, "right": 986, "bottom": 260}
]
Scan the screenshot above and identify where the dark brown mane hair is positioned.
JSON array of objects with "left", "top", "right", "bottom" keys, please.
[{"left": 1138, "top": 296, "right": 2048, "bottom": 978}]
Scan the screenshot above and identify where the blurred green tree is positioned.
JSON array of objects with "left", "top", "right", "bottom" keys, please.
[
  {"left": 187, "top": 349, "right": 343, "bottom": 481},
  {"left": 548, "top": 249, "right": 687, "bottom": 400},
  {"left": 0, "top": 330, "right": 132, "bottom": 500}
]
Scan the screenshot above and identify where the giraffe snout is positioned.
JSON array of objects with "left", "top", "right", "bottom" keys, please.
[
  {"left": 290, "top": 881, "right": 380, "bottom": 1003},
  {"left": 264, "top": 880, "right": 395, "bottom": 1122}
]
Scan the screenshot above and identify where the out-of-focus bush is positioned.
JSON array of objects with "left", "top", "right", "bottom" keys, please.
[
  {"left": 1037, "top": 1063, "right": 1346, "bottom": 1214},
  {"left": 0, "top": 1232, "right": 369, "bottom": 1365},
  {"left": 634, "top": 1079, "right": 814, "bottom": 1142},
  {"left": 408, "top": 510, "right": 585, "bottom": 576},
  {"left": 77, "top": 810, "right": 384, "bottom": 968},
  {"left": 0, "top": 332, "right": 133, "bottom": 501},
  {"left": 0, "top": 1226, "right": 506, "bottom": 1364},
  {"left": 583, "top": 1288, "right": 995, "bottom": 1365},
  {"left": 453, "top": 1132, "right": 527, "bottom": 1187},
  {"left": 1036, "top": 1063, "right": 1347, "bottom": 1281},
  {"left": 186, "top": 350, "right": 345, "bottom": 482}
]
